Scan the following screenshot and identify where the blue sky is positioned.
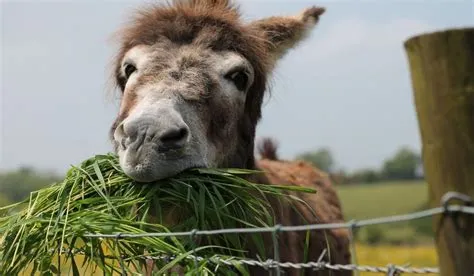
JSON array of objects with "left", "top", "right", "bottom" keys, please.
[{"left": 1, "top": 0, "right": 473, "bottom": 174}]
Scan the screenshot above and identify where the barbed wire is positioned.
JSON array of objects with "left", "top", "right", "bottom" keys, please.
[
  {"left": 76, "top": 191, "right": 473, "bottom": 275},
  {"left": 58, "top": 247, "right": 440, "bottom": 274},
  {"left": 129, "top": 253, "right": 441, "bottom": 274}
]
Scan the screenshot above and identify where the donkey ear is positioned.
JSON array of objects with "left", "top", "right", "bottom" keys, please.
[{"left": 247, "top": 6, "right": 325, "bottom": 63}]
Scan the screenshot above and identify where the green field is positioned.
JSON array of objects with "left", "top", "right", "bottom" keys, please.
[
  {"left": 336, "top": 180, "right": 434, "bottom": 245},
  {"left": 337, "top": 180, "right": 428, "bottom": 219},
  {"left": 334, "top": 181, "right": 440, "bottom": 273}
]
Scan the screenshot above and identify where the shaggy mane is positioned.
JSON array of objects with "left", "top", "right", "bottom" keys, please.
[{"left": 257, "top": 137, "right": 279, "bottom": 161}]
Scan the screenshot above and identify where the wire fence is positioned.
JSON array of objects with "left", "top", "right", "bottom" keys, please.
[{"left": 79, "top": 191, "right": 474, "bottom": 275}]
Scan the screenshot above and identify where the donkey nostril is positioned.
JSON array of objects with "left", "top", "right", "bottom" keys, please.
[
  {"left": 159, "top": 127, "right": 189, "bottom": 147},
  {"left": 115, "top": 122, "right": 125, "bottom": 138},
  {"left": 114, "top": 122, "right": 128, "bottom": 148}
]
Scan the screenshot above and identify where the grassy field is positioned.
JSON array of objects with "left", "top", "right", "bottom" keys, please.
[
  {"left": 335, "top": 180, "right": 438, "bottom": 274},
  {"left": 336, "top": 180, "right": 429, "bottom": 219},
  {"left": 335, "top": 180, "right": 435, "bottom": 245}
]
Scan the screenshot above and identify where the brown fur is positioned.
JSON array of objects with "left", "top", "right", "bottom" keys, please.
[
  {"left": 109, "top": 1, "right": 351, "bottom": 275},
  {"left": 251, "top": 153, "right": 352, "bottom": 276}
]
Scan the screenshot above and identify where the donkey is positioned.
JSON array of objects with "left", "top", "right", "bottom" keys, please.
[{"left": 108, "top": 0, "right": 351, "bottom": 275}]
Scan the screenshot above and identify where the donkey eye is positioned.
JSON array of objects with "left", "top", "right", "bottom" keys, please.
[
  {"left": 225, "top": 70, "right": 249, "bottom": 91},
  {"left": 124, "top": 63, "right": 137, "bottom": 79}
]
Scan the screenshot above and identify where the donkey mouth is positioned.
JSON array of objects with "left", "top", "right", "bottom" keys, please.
[
  {"left": 123, "top": 161, "right": 206, "bottom": 183},
  {"left": 119, "top": 146, "right": 208, "bottom": 182}
]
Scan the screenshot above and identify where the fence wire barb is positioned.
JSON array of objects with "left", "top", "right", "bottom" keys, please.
[
  {"left": 73, "top": 192, "right": 474, "bottom": 275},
  {"left": 58, "top": 248, "right": 440, "bottom": 274}
]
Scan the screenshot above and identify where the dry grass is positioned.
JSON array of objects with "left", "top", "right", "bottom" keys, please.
[
  {"left": 20, "top": 243, "right": 439, "bottom": 275},
  {"left": 356, "top": 243, "right": 438, "bottom": 276}
]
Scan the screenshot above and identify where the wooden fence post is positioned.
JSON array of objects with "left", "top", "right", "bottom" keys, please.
[{"left": 404, "top": 28, "right": 474, "bottom": 276}]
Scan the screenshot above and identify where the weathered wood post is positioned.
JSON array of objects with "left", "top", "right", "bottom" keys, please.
[{"left": 404, "top": 28, "right": 474, "bottom": 276}]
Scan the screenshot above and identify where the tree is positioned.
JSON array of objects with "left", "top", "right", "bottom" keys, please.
[
  {"left": 330, "top": 169, "right": 349, "bottom": 185},
  {"left": 296, "top": 147, "right": 335, "bottom": 172},
  {"left": 349, "top": 168, "right": 381, "bottom": 184},
  {"left": 0, "top": 167, "right": 60, "bottom": 204},
  {"left": 382, "top": 146, "right": 420, "bottom": 180}
]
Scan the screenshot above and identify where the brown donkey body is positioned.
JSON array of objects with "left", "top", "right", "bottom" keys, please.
[{"left": 109, "top": 0, "right": 351, "bottom": 274}]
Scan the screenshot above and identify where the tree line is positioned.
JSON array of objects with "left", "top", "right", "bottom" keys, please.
[
  {"left": 296, "top": 146, "right": 423, "bottom": 185},
  {"left": 0, "top": 167, "right": 61, "bottom": 207}
]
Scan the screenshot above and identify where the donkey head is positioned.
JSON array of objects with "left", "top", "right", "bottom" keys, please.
[{"left": 109, "top": 0, "right": 325, "bottom": 182}]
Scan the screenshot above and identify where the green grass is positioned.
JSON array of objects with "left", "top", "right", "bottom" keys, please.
[
  {"left": 336, "top": 180, "right": 428, "bottom": 219},
  {"left": 336, "top": 180, "right": 434, "bottom": 245},
  {"left": 0, "top": 153, "right": 317, "bottom": 275}
]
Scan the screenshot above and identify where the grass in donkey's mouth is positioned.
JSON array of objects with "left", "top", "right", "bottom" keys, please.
[{"left": 0, "top": 153, "right": 316, "bottom": 275}]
